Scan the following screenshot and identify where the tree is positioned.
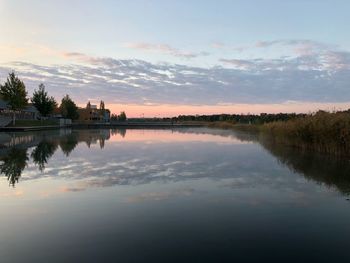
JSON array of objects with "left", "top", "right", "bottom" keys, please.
[
  {"left": 31, "top": 83, "right": 57, "bottom": 117},
  {"left": 118, "top": 111, "right": 127, "bottom": 122},
  {"left": 60, "top": 95, "right": 79, "bottom": 120},
  {"left": 110, "top": 112, "right": 127, "bottom": 122},
  {"left": 100, "top": 100, "right": 105, "bottom": 110},
  {"left": 0, "top": 72, "right": 28, "bottom": 125}
]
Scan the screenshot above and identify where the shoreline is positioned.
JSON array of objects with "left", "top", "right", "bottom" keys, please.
[
  {"left": 0, "top": 122, "right": 205, "bottom": 132},
  {"left": 1, "top": 119, "right": 349, "bottom": 160},
  {"left": 206, "top": 119, "right": 350, "bottom": 158}
]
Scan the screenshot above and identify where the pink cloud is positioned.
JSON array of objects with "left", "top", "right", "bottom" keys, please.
[{"left": 124, "top": 42, "right": 209, "bottom": 59}]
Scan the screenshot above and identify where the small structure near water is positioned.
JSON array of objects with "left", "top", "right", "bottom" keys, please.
[{"left": 77, "top": 101, "right": 110, "bottom": 123}]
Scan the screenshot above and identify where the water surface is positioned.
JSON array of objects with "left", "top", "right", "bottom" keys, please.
[{"left": 1, "top": 128, "right": 350, "bottom": 262}]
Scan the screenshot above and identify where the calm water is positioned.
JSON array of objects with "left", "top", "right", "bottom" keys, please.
[{"left": 1, "top": 128, "right": 350, "bottom": 263}]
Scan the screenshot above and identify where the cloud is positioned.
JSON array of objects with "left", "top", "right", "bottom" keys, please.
[
  {"left": 124, "top": 42, "right": 209, "bottom": 59},
  {"left": 126, "top": 188, "right": 195, "bottom": 203},
  {"left": 219, "top": 47, "right": 350, "bottom": 71},
  {"left": 322, "top": 51, "right": 350, "bottom": 70},
  {"left": 62, "top": 52, "right": 86, "bottom": 58},
  {"left": 15, "top": 128, "right": 329, "bottom": 197},
  {"left": 62, "top": 51, "right": 123, "bottom": 67},
  {"left": 255, "top": 39, "right": 334, "bottom": 56},
  {"left": 255, "top": 39, "right": 327, "bottom": 48},
  {"left": 212, "top": 39, "right": 334, "bottom": 56},
  {"left": 1, "top": 39, "right": 350, "bottom": 106},
  {"left": 219, "top": 59, "right": 255, "bottom": 70},
  {"left": 211, "top": 42, "right": 246, "bottom": 52},
  {"left": 211, "top": 42, "right": 226, "bottom": 49}
]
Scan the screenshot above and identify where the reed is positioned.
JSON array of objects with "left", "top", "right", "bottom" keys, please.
[
  {"left": 205, "top": 110, "right": 350, "bottom": 157},
  {"left": 260, "top": 111, "right": 350, "bottom": 157}
]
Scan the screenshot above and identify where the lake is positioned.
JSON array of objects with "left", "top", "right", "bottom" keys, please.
[{"left": 1, "top": 128, "right": 350, "bottom": 263}]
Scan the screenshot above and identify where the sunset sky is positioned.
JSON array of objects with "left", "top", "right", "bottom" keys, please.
[{"left": 1, "top": 0, "right": 350, "bottom": 117}]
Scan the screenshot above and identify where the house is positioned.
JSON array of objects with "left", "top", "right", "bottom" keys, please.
[
  {"left": 0, "top": 99, "right": 40, "bottom": 120},
  {"left": 77, "top": 101, "right": 110, "bottom": 123},
  {"left": 24, "top": 105, "right": 40, "bottom": 120}
]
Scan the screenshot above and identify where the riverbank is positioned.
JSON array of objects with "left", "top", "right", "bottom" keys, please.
[
  {"left": 3, "top": 114, "right": 349, "bottom": 158},
  {"left": 0, "top": 121, "right": 205, "bottom": 132},
  {"left": 206, "top": 110, "right": 350, "bottom": 157},
  {"left": 0, "top": 125, "right": 62, "bottom": 132},
  {"left": 260, "top": 111, "right": 350, "bottom": 157},
  {"left": 0, "top": 119, "right": 63, "bottom": 131}
]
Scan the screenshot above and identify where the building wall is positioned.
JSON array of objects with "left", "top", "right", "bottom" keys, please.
[{"left": 77, "top": 108, "right": 110, "bottom": 122}]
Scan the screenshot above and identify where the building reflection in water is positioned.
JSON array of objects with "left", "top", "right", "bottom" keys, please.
[
  {"left": 0, "top": 128, "right": 120, "bottom": 186},
  {"left": 0, "top": 128, "right": 350, "bottom": 195}
]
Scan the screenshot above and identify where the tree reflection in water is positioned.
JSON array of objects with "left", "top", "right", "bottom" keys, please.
[
  {"left": 177, "top": 128, "right": 350, "bottom": 195},
  {"left": 31, "top": 140, "right": 59, "bottom": 171},
  {"left": 0, "top": 128, "right": 116, "bottom": 186},
  {"left": 0, "top": 147, "right": 28, "bottom": 187},
  {"left": 59, "top": 133, "right": 79, "bottom": 156},
  {"left": 259, "top": 138, "right": 350, "bottom": 195},
  {"left": 1, "top": 128, "right": 350, "bottom": 193},
  {"left": 111, "top": 128, "right": 126, "bottom": 138}
]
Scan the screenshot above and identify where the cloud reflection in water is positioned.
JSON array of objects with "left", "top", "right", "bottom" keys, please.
[{"left": 0, "top": 128, "right": 349, "bottom": 199}]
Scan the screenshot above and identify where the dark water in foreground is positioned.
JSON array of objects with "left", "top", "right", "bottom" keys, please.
[{"left": 1, "top": 128, "right": 350, "bottom": 263}]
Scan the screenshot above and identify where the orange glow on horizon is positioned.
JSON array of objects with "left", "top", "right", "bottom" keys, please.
[{"left": 90, "top": 102, "right": 350, "bottom": 118}]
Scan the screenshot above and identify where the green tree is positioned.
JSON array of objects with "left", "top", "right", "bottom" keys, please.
[
  {"left": 0, "top": 72, "right": 28, "bottom": 125},
  {"left": 31, "top": 83, "right": 57, "bottom": 117},
  {"left": 118, "top": 111, "right": 127, "bottom": 122},
  {"left": 60, "top": 95, "right": 79, "bottom": 120}
]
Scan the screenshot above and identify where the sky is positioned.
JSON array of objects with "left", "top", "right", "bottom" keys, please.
[{"left": 0, "top": 0, "right": 350, "bottom": 117}]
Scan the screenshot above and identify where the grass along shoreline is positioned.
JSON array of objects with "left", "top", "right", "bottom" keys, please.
[{"left": 206, "top": 110, "right": 350, "bottom": 157}]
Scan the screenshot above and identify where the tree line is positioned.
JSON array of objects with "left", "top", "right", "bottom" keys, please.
[
  {"left": 0, "top": 72, "right": 79, "bottom": 123},
  {"left": 111, "top": 111, "right": 127, "bottom": 122},
  {"left": 171, "top": 113, "right": 307, "bottom": 124}
]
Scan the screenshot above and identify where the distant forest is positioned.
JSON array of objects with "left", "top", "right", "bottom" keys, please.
[
  {"left": 129, "top": 113, "right": 307, "bottom": 124},
  {"left": 170, "top": 113, "right": 307, "bottom": 124},
  {"left": 129, "top": 110, "right": 350, "bottom": 125}
]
